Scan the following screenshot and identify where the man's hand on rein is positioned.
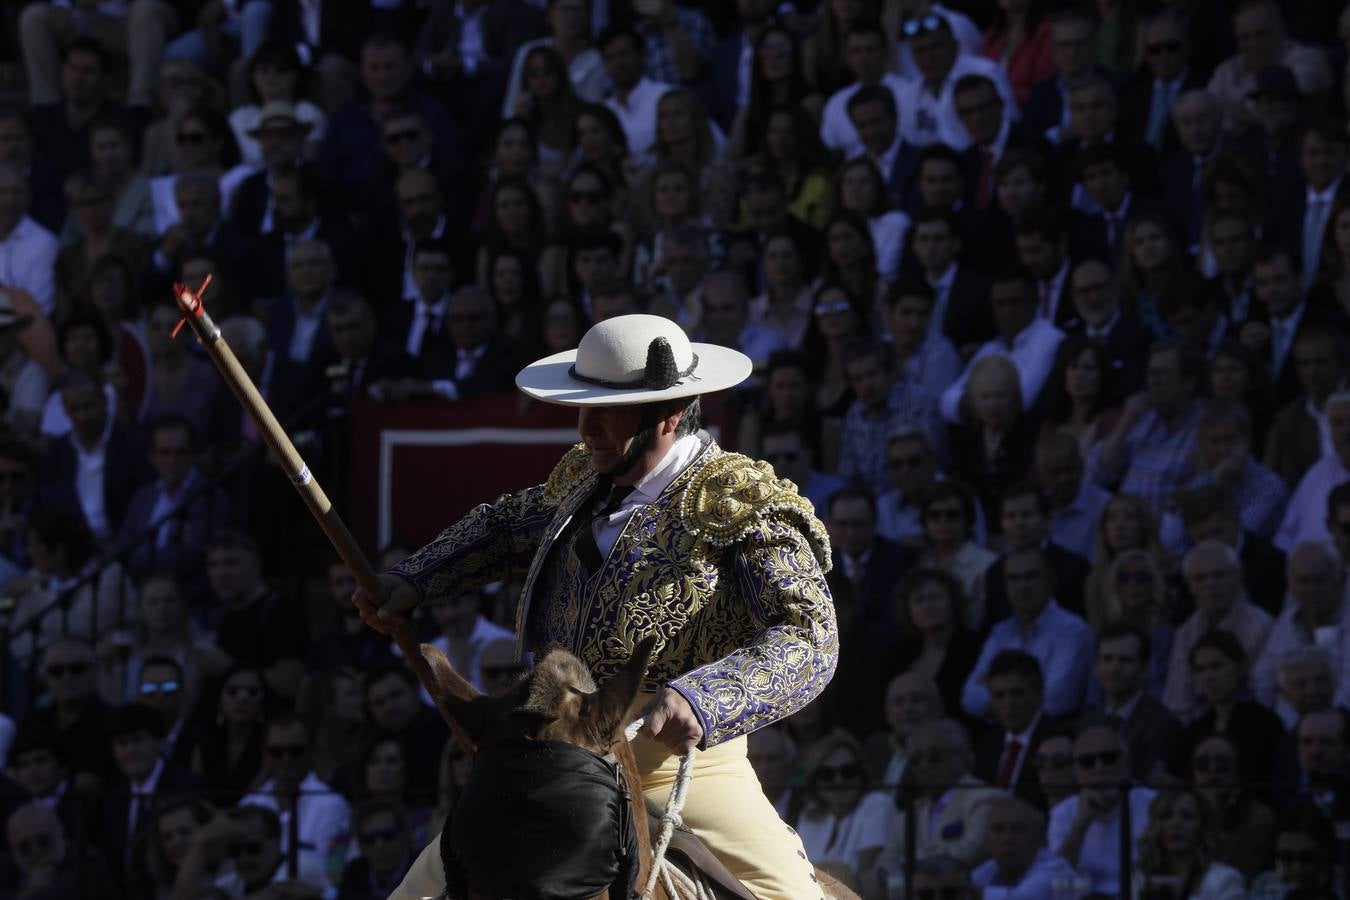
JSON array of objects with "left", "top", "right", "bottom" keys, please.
[
  {"left": 351, "top": 573, "right": 419, "bottom": 635},
  {"left": 642, "top": 687, "right": 704, "bottom": 754}
]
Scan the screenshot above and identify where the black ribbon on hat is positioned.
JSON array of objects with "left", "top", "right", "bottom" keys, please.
[{"left": 569, "top": 337, "right": 699, "bottom": 390}]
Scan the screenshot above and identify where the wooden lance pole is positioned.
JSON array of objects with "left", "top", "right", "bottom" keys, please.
[{"left": 171, "top": 279, "right": 477, "bottom": 751}]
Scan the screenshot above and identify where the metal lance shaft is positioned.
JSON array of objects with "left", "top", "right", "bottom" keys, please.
[{"left": 171, "top": 280, "right": 477, "bottom": 752}]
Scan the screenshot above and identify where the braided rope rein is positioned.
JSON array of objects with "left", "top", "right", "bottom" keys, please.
[{"left": 623, "top": 717, "right": 705, "bottom": 900}]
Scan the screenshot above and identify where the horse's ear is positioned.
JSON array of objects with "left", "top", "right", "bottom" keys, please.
[
  {"left": 583, "top": 635, "right": 658, "bottom": 743},
  {"left": 420, "top": 643, "right": 493, "bottom": 749}
]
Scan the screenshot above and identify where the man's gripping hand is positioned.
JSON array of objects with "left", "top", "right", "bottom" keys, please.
[
  {"left": 351, "top": 572, "right": 420, "bottom": 635},
  {"left": 641, "top": 687, "right": 704, "bottom": 754}
]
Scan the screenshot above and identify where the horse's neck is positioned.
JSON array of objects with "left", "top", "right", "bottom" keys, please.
[{"left": 611, "top": 738, "right": 664, "bottom": 900}]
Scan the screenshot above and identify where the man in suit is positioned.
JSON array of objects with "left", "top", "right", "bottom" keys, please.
[
  {"left": 1077, "top": 623, "right": 1182, "bottom": 779},
  {"left": 252, "top": 165, "right": 359, "bottom": 298},
  {"left": 39, "top": 372, "right": 153, "bottom": 542},
  {"left": 134, "top": 655, "right": 199, "bottom": 771},
  {"left": 115, "top": 415, "right": 230, "bottom": 582},
  {"left": 1158, "top": 275, "right": 1233, "bottom": 360},
  {"left": 99, "top": 704, "right": 204, "bottom": 886},
  {"left": 147, "top": 174, "right": 253, "bottom": 300},
  {"left": 394, "top": 286, "right": 518, "bottom": 402},
  {"left": 1228, "top": 64, "right": 1305, "bottom": 192},
  {"left": 955, "top": 74, "right": 1047, "bottom": 214},
  {"left": 826, "top": 485, "right": 917, "bottom": 637},
  {"left": 363, "top": 168, "right": 452, "bottom": 308},
  {"left": 325, "top": 295, "right": 413, "bottom": 410},
  {"left": 1176, "top": 485, "right": 1287, "bottom": 615},
  {"left": 846, "top": 85, "right": 921, "bottom": 207},
  {"left": 1160, "top": 90, "right": 1225, "bottom": 252},
  {"left": 974, "top": 650, "right": 1056, "bottom": 810},
  {"left": 818, "top": 21, "right": 908, "bottom": 162},
  {"left": 1207, "top": 210, "right": 1259, "bottom": 326},
  {"left": 228, "top": 101, "right": 313, "bottom": 238},
  {"left": 984, "top": 483, "right": 1090, "bottom": 621},
  {"left": 1264, "top": 119, "right": 1350, "bottom": 288},
  {"left": 262, "top": 239, "right": 355, "bottom": 385},
  {"left": 1121, "top": 12, "right": 1205, "bottom": 157},
  {"left": 1265, "top": 327, "right": 1345, "bottom": 487},
  {"left": 910, "top": 209, "right": 993, "bottom": 354},
  {"left": 1024, "top": 10, "right": 1102, "bottom": 137},
  {"left": 1244, "top": 244, "right": 1349, "bottom": 405},
  {"left": 379, "top": 239, "right": 454, "bottom": 376},
  {"left": 1055, "top": 76, "right": 1159, "bottom": 204},
  {"left": 1071, "top": 143, "right": 1158, "bottom": 270},
  {"left": 1068, "top": 259, "right": 1151, "bottom": 400},
  {"left": 6, "top": 726, "right": 83, "bottom": 839},
  {"left": 1013, "top": 210, "right": 1079, "bottom": 332}
]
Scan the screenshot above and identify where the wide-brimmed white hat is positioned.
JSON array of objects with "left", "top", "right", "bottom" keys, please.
[{"left": 516, "top": 314, "right": 752, "bottom": 407}]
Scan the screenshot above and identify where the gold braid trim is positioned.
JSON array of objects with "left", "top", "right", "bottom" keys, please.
[
  {"left": 679, "top": 452, "right": 833, "bottom": 572},
  {"left": 543, "top": 443, "right": 595, "bottom": 503}
]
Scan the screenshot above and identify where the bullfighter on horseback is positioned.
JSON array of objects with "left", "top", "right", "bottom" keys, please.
[{"left": 355, "top": 313, "right": 839, "bottom": 899}]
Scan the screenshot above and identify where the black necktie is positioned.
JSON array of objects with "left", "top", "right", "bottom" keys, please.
[{"left": 574, "top": 483, "right": 635, "bottom": 573}]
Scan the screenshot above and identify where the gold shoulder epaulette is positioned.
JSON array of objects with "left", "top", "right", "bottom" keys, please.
[
  {"left": 544, "top": 443, "right": 594, "bottom": 503},
  {"left": 680, "top": 453, "right": 832, "bottom": 569}
]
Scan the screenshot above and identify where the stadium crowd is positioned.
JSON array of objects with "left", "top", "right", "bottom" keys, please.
[{"left": 0, "top": 0, "right": 1348, "bottom": 897}]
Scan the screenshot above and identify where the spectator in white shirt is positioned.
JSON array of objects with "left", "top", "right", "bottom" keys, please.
[
  {"left": 894, "top": 15, "right": 1017, "bottom": 151},
  {"left": 1271, "top": 646, "right": 1338, "bottom": 731},
  {"left": 972, "top": 796, "right": 1081, "bottom": 900},
  {"left": 697, "top": 271, "right": 788, "bottom": 371},
  {"left": 1048, "top": 724, "right": 1155, "bottom": 897},
  {"left": 0, "top": 163, "right": 59, "bottom": 318},
  {"left": 424, "top": 587, "right": 514, "bottom": 695},
  {"left": 747, "top": 725, "right": 798, "bottom": 821},
  {"left": 819, "top": 21, "right": 909, "bottom": 162},
  {"left": 600, "top": 25, "right": 671, "bottom": 159},
  {"left": 1205, "top": 1, "right": 1332, "bottom": 132},
  {"left": 941, "top": 268, "right": 1065, "bottom": 423},
  {"left": 1276, "top": 391, "right": 1350, "bottom": 550}
]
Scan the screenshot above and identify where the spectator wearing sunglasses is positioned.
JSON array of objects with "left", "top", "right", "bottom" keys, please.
[
  {"left": 1120, "top": 13, "right": 1207, "bottom": 157},
  {"left": 239, "top": 712, "right": 351, "bottom": 888},
  {"left": 135, "top": 654, "right": 201, "bottom": 770},
  {"left": 760, "top": 422, "right": 842, "bottom": 522},
  {"left": 177, "top": 804, "right": 324, "bottom": 897},
  {"left": 1027, "top": 727, "right": 1077, "bottom": 812},
  {"left": 1188, "top": 734, "right": 1277, "bottom": 883},
  {"left": 1247, "top": 801, "right": 1340, "bottom": 900},
  {"left": 972, "top": 795, "right": 1081, "bottom": 900},
  {"left": 793, "top": 729, "right": 893, "bottom": 887},
  {"left": 98, "top": 703, "right": 205, "bottom": 887},
  {"left": 19, "top": 639, "right": 115, "bottom": 788},
  {"left": 5, "top": 801, "right": 118, "bottom": 900},
  {"left": 819, "top": 21, "right": 909, "bottom": 163},
  {"left": 337, "top": 798, "right": 416, "bottom": 900},
  {"left": 1048, "top": 724, "right": 1155, "bottom": 898}
]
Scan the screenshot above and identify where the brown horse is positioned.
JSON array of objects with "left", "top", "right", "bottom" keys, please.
[{"left": 419, "top": 637, "right": 858, "bottom": 900}]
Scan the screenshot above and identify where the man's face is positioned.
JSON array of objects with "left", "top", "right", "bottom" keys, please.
[
  {"left": 0, "top": 118, "right": 31, "bottom": 163},
  {"left": 6, "top": 810, "right": 63, "bottom": 877},
  {"left": 1069, "top": 85, "right": 1115, "bottom": 141},
  {"left": 576, "top": 404, "right": 652, "bottom": 476},
  {"left": 747, "top": 730, "right": 794, "bottom": 794},
  {"left": 382, "top": 114, "right": 432, "bottom": 169},
  {"left": 361, "top": 43, "right": 410, "bottom": 100},
  {"left": 206, "top": 546, "right": 261, "bottom": 602},
  {"left": 61, "top": 49, "right": 103, "bottom": 105},
  {"left": 1210, "top": 219, "right": 1254, "bottom": 277},
  {"left": 1197, "top": 420, "right": 1246, "bottom": 471},
  {"left": 1280, "top": 662, "right": 1333, "bottom": 714},
  {"left": 1288, "top": 548, "right": 1343, "bottom": 624},
  {"left": 888, "top": 295, "right": 933, "bottom": 348},
  {"left": 264, "top": 723, "right": 310, "bottom": 790},
  {"left": 61, "top": 383, "right": 106, "bottom": 445},
  {"left": 253, "top": 124, "right": 304, "bottom": 169},
  {"left": 1036, "top": 448, "right": 1083, "bottom": 508},
  {"left": 1081, "top": 161, "right": 1127, "bottom": 209},
  {"left": 602, "top": 35, "right": 643, "bottom": 90},
  {"left": 138, "top": 662, "right": 185, "bottom": 724},
  {"left": 886, "top": 437, "right": 934, "bottom": 497},
  {"left": 1004, "top": 554, "right": 1050, "bottom": 621},
  {"left": 175, "top": 185, "right": 219, "bottom": 237},
  {"left": 112, "top": 730, "right": 162, "bottom": 783},
  {"left": 987, "top": 673, "right": 1041, "bottom": 734},
  {"left": 356, "top": 810, "right": 411, "bottom": 875},
  {"left": 702, "top": 287, "right": 749, "bottom": 347},
  {"left": 448, "top": 290, "right": 493, "bottom": 350},
  {"left": 1073, "top": 729, "right": 1128, "bottom": 789},
  {"left": 1275, "top": 831, "right": 1331, "bottom": 889},
  {"left": 745, "top": 188, "right": 786, "bottom": 234},
  {"left": 996, "top": 165, "right": 1044, "bottom": 219},
  {"left": 884, "top": 675, "right": 933, "bottom": 735},
  {"left": 430, "top": 592, "right": 479, "bottom": 639},
  {"left": 229, "top": 814, "right": 282, "bottom": 887},
  {"left": 1293, "top": 337, "right": 1341, "bottom": 399},
  {"left": 912, "top": 221, "right": 957, "bottom": 273},
  {"left": 986, "top": 805, "right": 1040, "bottom": 875},
  {"left": 1144, "top": 349, "right": 1191, "bottom": 414},
  {"left": 829, "top": 497, "right": 875, "bottom": 558},
  {"left": 1297, "top": 712, "right": 1347, "bottom": 780},
  {"left": 845, "top": 355, "right": 890, "bottom": 411},
  {"left": 844, "top": 34, "right": 886, "bottom": 83},
  {"left": 908, "top": 730, "right": 965, "bottom": 790},
  {"left": 328, "top": 308, "right": 375, "bottom": 361},
  {"left": 574, "top": 247, "right": 617, "bottom": 290},
  {"left": 271, "top": 177, "right": 311, "bottom": 232},
  {"left": 1050, "top": 21, "right": 1094, "bottom": 77},
  {"left": 1300, "top": 132, "right": 1349, "bottom": 192},
  {"left": 762, "top": 433, "right": 811, "bottom": 485},
  {"left": 411, "top": 251, "right": 453, "bottom": 302},
  {"left": 660, "top": 242, "right": 705, "bottom": 295},
  {"left": 12, "top": 749, "right": 65, "bottom": 797},
  {"left": 1014, "top": 233, "right": 1062, "bottom": 280},
  {"left": 1095, "top": 635, "right": 1145, "bottom": 701},
  {"left": 1142, "top": 21, "right": 1188, "bottom": 80},
  {"left": 956, "top": 83, "right": 1003, "bottom": 146},
  {"left": 367, "top": 675, "right": 419, "bottom": 732},
  {"left": 909, "top": 29, "right": 957, "bottom": 82},
  {"left": 1188, "top": 512, "right": 1239, "bottom": 547},
  {"left": 548, "top": 0, "right": 588, "bottom": 40},
  {"left": 1185, "top": 548, "right": 1240, "bottom": 618},
  {"left": 1235, "top": 5, "right": 1280, "bottom": 71},
  {"left": 990, "top": 282, "right": 1034, "bottom": 341},
  {"left": 918, "top": 161, "right": 962, "bottom": 210},
  {"left": 397, "top": 173, "right": 442, "bottom": 236},
  {"left": 1000, "top": 494, "right": 1046, "bottom": 550},
  {"left": 1254, "top": 256, "right": 1303, "bottom": 318},
  {"left": 150, "top": 425, "right": 193, "bottom": 490},
  {"left": 849, "top": 99, "right": 895, "bottom": 157},
  {"left": 1173, "top": 99, "right": 1219, "bottom": 155},
  {"left": 911, "top": 873, "right": 972, "bottom": 900},
  {"left": 42, "top": 645, "right": 95, "bottom": 704},
  {"left": 1070, "top": 262, "right": 1118, "bottom": 328}
]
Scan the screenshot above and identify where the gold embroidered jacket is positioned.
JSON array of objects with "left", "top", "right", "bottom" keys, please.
[{"left": 390, "top": 439, "right": 838, "bottom": 747}]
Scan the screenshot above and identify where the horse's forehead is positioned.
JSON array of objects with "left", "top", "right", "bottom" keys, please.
[{"left": 535, "top": 650, "right": 597, "bottom": 691}]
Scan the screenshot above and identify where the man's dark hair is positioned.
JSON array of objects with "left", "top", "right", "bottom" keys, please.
[
  {"left": 989, "top": 265, "right": 1037, "bottom": 296},
  {"left": 917, "top": 143, "right": 965, "bottom": 177},
  {"left": 759, "top": 420, "right": 809, "bottom": 451},
  {"left": 63, "top": 36, "right": 109, "bottom": 70},
  {"left": 954, "top": 74, "right": 998, "bottom": 100},
  {"left": 366, "top": 662, "right": 418, "bottom": 692},
  {"left": 1252, "top": 241, "right": 1299, "bottom": 273},
  {"left": 149, "top": 413, "right": 199, "bottom": 451},
  {"left": 1077, "top": 142, "right": 1130, "bottom": 177},
  {"left": 264, "top": 711, "right": 310, "bottom": 742},
  {"left": 108, "top": 704, "right": 167, "bottom": 741},
  {"left": 354, "top": 797, "right": 409, "bottom": 833},
  {"left": 1302, "top": 117, "right": 1350, "bottom": 149},
  {"left": 919, "top": 480, "right": 975, "bottom": 523},
  {"left": 1188, "top": 628, "right": 1246, "bottom": 668},
  {"left": 847, "top": 84, "right": 897, "bottom": 120},
  {"left": 139, "top": 654, "right": 186, "bottom": 684},
  {"left": 207, "top": 529, "right": 259, "bottom": 557},
  {"left": 412, "top": 238, "right": 454, "bottom": 265},
  {"left": 845, "top": 19, "right": 889, "bottom": 44},
  {"left": 987, "top": 649, "right": 1045, "bottom": 691},
  {"left": 1012, "top": 207, "right": 1066, "bottom": 245},
  {"left": 885, "top": 276, "right": 936, "bottom": 312},
  {"left": 1174, "top": 484, "right": 1238, "bottom": 529},
  {"left": 230, "top": 804, "right": 282, "bottom": 840},
  {"left": 597, "top": 24, "right": 643, "bottom": 54},
  {"left": 828, "top": 484, "right": 877, "bottom": 520},
  {"left": 8, "top": 725, "right": 68, "bottom": 766},
  {"left": 994, "top": 146, "right": 1047, "bottom": 183},
  {"left": 1098, "top": 621, "right": 1152, "bottom": 663},
  {"left": 572, "top": 226, "right": 623, "bottom": 256},
  {"left": 910, "top": 206, "right": 961, "bottom": 235},
  {"left": 1001, "top": 481, "right": 1049, "bottom": 517},
  {"left": 744, "top": 171, "right": 786, "bottom": 197}
]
